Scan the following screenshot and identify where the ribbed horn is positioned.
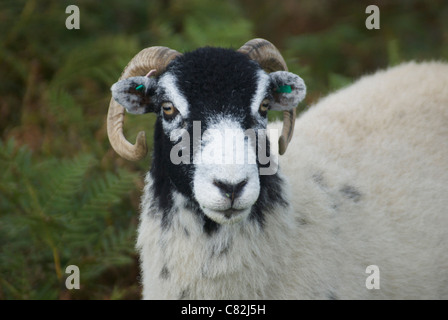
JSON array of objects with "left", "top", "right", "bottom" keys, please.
[
  {"left": 238, "top": 38, "right": 296, "bottom": 155},
  {"left": 107, "top": 46, "right": 181, "bottom": 161}
]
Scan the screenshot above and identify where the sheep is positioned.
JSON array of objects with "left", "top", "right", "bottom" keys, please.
[{"left": 108, "top": 38, "right": 448, "bottom": 299}]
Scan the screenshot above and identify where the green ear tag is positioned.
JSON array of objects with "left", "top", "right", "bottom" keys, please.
[
  {"left": 276, "top": 85, "right": 292, "bottom": 93},
  {"left": 135, "top": 85, "right": 145, "bottom": 91}
]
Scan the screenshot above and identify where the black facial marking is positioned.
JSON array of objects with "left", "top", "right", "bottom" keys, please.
[
  {"left": 340, "top": 185, "right": 362, "bottom": 203},
  {"left": 149, "top": 118, "right": 177, "bottom": 229},
  {"left": 169, "top": 48, "right": 259, "bottom": 117},
  {"left": 184, "top": 197, "right": 221, "bottom": 235},
  {"left": 250, "top": 173, "right": 289, "bottom": 227},
  {"left": 203, "top": 215, "right": 220, "bottom": 235}
]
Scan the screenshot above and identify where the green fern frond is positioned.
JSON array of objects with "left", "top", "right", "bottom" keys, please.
[
  {"left": 77, "top": 169, "right": 138, "bottom": 217},
  {"left": 47, "top": 89, "right": 84, "bottom": 127},
  {"left": 0, "top": 137, "right": 140, "bottom": 299},
  {"left": 50, "top": 36, "right": 140, "bottom": 91},
  {"left": 40, "top": 154, "right": 96, "bottom": 216},
  {"left": 63, "top": 169, "right": 138, "bottom": 249}
]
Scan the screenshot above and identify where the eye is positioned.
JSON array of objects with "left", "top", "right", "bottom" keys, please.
[
  {"left": 259, "top": 98, "right": 270, "bottom": 114},
  {"left": 161, "top": 101, "right": 178, "bottom": 119}
]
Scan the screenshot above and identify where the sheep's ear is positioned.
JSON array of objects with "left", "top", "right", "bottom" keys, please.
[
  {"left": 269, "top": 71, "right": 306, "bottom": 111},
  {"left": 111, "top": 76, "right": 157, "bottom": 114}
]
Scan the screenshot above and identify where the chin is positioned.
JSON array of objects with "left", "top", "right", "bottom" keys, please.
[{"left": 202, "top": 207, "right": 252, "bottom": 225}]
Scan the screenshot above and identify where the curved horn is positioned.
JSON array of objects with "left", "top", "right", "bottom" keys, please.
[
  {"left": 238, "top": 38, "right": 296, "bottom": 155},
  {"left": 107, "top": 46, "right": 181, "bottom": 161}
]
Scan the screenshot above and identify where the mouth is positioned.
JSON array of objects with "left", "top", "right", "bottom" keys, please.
[
  {"left": 202, "top": 207, "right": 251, "bottom": 225},
  {"left": 217, "top": 208, "right": 246, "bottom": 219}
]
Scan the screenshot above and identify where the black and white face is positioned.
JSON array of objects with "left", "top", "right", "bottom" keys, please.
[{"left": 111, "top": 47, "right": 306, "bottom": 229}]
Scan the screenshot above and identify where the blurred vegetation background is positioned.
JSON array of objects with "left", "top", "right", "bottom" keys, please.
[{"left": 0, "top": 0, "right": 447, "bottom": 299}]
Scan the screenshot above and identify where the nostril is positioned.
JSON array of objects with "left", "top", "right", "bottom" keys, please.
[
  {"left": 213, "top": 179, "right": 248, "bottom": 203},
  {"left": 213, "top": 180, "right": 234, "bottom": 195},
  {"left": 234, "top": 179, "right": 248, "bottom": 195}
]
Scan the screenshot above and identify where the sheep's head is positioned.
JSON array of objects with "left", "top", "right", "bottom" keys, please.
[{"left": 109, "top": 39, "right": 306, "bottom": 227}]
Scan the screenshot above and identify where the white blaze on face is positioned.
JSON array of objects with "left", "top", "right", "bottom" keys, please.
[
  {"left": 193, "top": 118, "right": 261, "bottom": 225},
  {"left": 157, "top": 72, "right": 190, "bottom": 139},
  {"left": 192, "top": 70, "right": 274, "bottom": 225},
  {"left": 250, "top": 70, "right": 270, "bottom": 116}
]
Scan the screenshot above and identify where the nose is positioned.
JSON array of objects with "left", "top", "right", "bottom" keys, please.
[{"left": 213, "top": 179, "right": 248, "bottom": 206}]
